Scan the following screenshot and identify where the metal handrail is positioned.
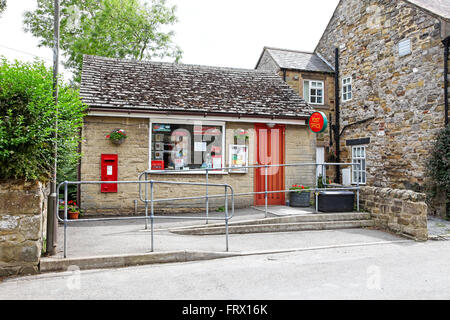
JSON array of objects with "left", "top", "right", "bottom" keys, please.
[
  {"left": 57, "top": 180, "right": 234, "bottom": 258},
  {"left": 57, "top": 161, "right": 361, "bottom": 258},
  {"left": 139, "top": 161, "right": 361, "bottom": 222}
]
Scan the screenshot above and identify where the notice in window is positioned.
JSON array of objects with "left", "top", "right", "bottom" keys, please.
[
  {"left": 212, "top": 156, "right": 222, "bottom": 169},
  {"left": 194, "top": 141, "right": 207, "bottom": 152}
]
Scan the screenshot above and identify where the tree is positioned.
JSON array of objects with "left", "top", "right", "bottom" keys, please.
[
  {"left": 24, "top": 0, "right": 182, "bottom": 83},
  {"left": 0, "top": 0, "right": 6, "bottom": 16},
  {"left": 0, "top": 57, "right": 86, "bottom": 181}
]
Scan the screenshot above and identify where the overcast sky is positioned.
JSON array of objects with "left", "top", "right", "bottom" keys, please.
[{"left": 0, "top": 0, "right": 339, "bottom": 81}]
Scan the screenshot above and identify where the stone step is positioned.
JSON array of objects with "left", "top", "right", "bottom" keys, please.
[
  {"left": 171, "top": 212, "right": 371, "bottom": 232},
  {"left": 169, "top": 219, "right": 375, "bottom": 235}
]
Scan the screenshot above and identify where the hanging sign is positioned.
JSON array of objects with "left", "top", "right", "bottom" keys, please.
[{"left": 308, "top": 111, "right": 328, "bottom": 133}]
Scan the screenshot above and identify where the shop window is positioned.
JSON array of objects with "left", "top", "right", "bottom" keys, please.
[
  {"left": 342, "top": 77, "right": 352, "bottom": 102},
  {"left": 352, "top": 146, "right": 366, "bottom": 184},
  {"left": 303, "top": 80, "right": 324, "bottom": 105},
  {"left": 151, "top": 122, "right": 224, "bottom": 171}
]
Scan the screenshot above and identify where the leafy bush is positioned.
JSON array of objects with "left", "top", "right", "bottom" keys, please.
[
  {"left": 0, "top": 58, "right": 86, "bottom": 181},
  {"left": 426, "top": 126, "right": 450, "bottom": 219}
]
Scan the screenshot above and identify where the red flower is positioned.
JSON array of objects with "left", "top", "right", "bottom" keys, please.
[
  {"left": 106, "top": 135, "right": 110, "bottom": 139},
  {"left": 301, "top": 186, "right": 305, "bottom": 189}
]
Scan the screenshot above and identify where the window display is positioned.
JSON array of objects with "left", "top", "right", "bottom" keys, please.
[
  {"left": 229, "top": 144, "right": 248, "bottom": 173},
  {"left": 151, "top": 123, "right": 223, "bottom": 171}
]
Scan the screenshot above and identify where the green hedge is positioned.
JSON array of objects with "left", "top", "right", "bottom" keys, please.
[
  {"left": 0, "top": 58, "right": 86, "bottom": 181},
  {"left": 426, "top": 126, "right": 450, "bottom": 219}
]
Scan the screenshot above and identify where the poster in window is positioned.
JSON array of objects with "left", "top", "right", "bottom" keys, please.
[
  {"left": 212, "top": 156, "right": 222, "bottom": 169},
  {"left": 154, "top": 134, "right": 164, "bottom": 142},
  {"left": 154, "top": 142, "right": 164, "bottom": 151},
  {"left": 229, "top": 145, "right": 248, "bottom": 173},
  {"left": 153, "top": 124, "right": 171, "bottom": 132},
  {"left": 154, "top": 151, "right": 163, "bottom": 160}
]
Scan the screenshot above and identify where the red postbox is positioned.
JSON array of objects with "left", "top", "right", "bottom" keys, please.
[{"left": 101, "top": 154, "right": 118, "bottom": 193}]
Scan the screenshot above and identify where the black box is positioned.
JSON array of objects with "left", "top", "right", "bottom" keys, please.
[{"left": 318, "top": 191, "right": 355, "bottom": 212}]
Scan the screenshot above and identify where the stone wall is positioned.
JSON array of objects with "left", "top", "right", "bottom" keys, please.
[
  {"left": 360, "top": 186, "right": 428, "bottom": 241},
  {"left": 0, "top": 180, "right": 48, "bottom": 276},
  {"left": 80, "top": 116, "right": 316, "bottom": 215},
  {"left": 315, "top": 0, "right": 448, "bottom": 189}
]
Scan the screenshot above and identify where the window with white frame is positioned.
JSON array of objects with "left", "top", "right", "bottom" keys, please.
[
  {"left": 150, "top": 121, "right": 224, "bottom": 171},
  {"left": 303, "top": 80, "right": 324, "bottom": 105},
  {"left": 342, "top": 77, "right": 352, "bottom": 102},
  {"left": 352, "top": 146, "right": 366, "bottom": 184}
]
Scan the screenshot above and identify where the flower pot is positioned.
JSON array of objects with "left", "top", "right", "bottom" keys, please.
[
  {"left": 289, "top": 191, "right": 311, "bottom": 207},
  {"left": 68, "top": 211, "right": 79, "bottom": 220},
  {"left": 111, "top": 138, "right": 125, "bottom": 145}
]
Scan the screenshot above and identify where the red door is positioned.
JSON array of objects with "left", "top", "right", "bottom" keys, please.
[{"left": 254, "top": 124, "right": 285, "bottom": 206}]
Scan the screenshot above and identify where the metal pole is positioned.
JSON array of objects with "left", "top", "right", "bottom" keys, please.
[
  {"left": 225, "top": 186, "right": 229, "bottom": 252},
  {"left": 205, "top": 168, "right": 209, "bottom": 224},
  {"left": 63, "top": 181, "right": 67, "bottom": 258},
  {"left": 356, "top": 164, "right": 360, "bottom": 212},
  {"left": 264, "top": 165, "right": 268, "bottom": 218},
  {"left": 46, "top": 0, "right": 60, "bottom": 256},
  {"left": 144, "top": 172, "right": 148, "bottom": 230},
  {"left": 150, "top": 180, "right": 154, "bottom": 252},
  {"left": 315, "top": 164, "right": 319, "bottom": 213}
]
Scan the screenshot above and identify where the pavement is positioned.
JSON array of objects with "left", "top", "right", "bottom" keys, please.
[{"left": 38, "top": 207, "right": 410, "bottom": 273}]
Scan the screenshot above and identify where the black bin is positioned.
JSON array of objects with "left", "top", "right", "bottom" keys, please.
[{"left": 318, "top": 191, "right": 355, "bottom": 212}]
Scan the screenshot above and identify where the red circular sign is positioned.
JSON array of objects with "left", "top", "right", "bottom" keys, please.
[{"left": 308, "top": 111, "right": 327, "bottom": 133}]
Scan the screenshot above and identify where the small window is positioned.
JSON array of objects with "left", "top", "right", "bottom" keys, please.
[
  {"left": 398, "top": 38, "right": 411, "bottom": 57},
  {"left": 342, "top": 77, "right": 352, "bottom": 102},
  {"left": 303, "top": 80, "right": 324, "bottom": 105},
  {"left": 352, "top": 146, "right": 366, "bottom": 184}
]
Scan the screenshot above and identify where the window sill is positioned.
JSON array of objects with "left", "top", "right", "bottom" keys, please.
[{"left": 147, "top": 170, "right": 228, "bottom": 175}]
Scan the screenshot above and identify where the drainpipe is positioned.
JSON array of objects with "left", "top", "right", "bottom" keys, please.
[
  {"left": 282, "top": 69, "right": 287, "bottom": 82},
  {"left": 443, "top": 36, "right": 449, "bottom": 127},
  {"left": 334, "top": 48, "right": 341, "bottom": 183}
]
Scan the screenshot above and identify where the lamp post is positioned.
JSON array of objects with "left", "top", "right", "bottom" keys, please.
[{"left": 46, "top": 0, "right": 60, "bottom": 256}]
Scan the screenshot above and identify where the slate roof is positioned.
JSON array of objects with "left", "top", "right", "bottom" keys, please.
[
  {"left": 257, "top": 47, "right": 335, "bottom": 73},
  {"left": 404, "top": 0, "right": 450, "bottom": 20},
  {"left": 80, "top": 55, "right": 313, "bottom": 119}
]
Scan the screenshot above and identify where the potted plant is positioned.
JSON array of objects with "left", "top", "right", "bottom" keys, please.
[
  {"left": 59, "top": 200, "right": 82, "bottom": 220},
  {"left": 106, "top": 129, "right": 127, "bottom": 145},
  {"left": 289, "top": 184, "right": 311, "bottom": 207}
]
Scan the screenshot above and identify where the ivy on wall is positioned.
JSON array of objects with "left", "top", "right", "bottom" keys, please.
[
  {"left": 426, "top": 126, "right": 450, "bottom": 220},
  {"left": 0, "top": 58, "right": 86, "bottom": 181}
]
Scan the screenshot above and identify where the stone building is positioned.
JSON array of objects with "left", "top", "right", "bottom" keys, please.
[
  {"left": 79, "top": 55, "right": 316, "bottom": 215},
  {"left": 255, "top": 47, "right": 336, "bottom": 176},
  {"left": 313, "top": 0, "right": 449, "bottom": 193}
]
